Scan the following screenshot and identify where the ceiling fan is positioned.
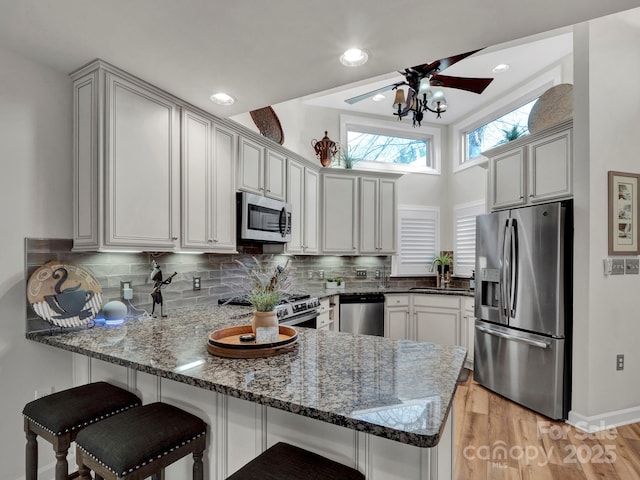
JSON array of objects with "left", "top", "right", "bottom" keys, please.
[{"left": 345, "top": 49, "right": 494, "bottom": 126}]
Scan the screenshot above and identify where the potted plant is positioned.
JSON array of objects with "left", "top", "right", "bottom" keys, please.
[
  {"left": 431, "top": 253, "right": 451, "bottom": 274},
  {"left": 239, "top": 257, "right": 291, "bottom": 341},
  {"left": 325, "top": 277, "right": 345, "bottom": 289}
]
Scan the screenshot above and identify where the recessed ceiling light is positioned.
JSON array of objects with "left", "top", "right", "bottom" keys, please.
[
  {"left": 210, "top": 92, "right": 236, "bottom": 105},
  {"left": 372, "top": 94, "right": 386, "bottom": 102},
  {"left": 492, "top": 64, "right": 510, "bottom": 73},
  {"left": 340, "top": 48, "right": 368, "bottom": 67}
]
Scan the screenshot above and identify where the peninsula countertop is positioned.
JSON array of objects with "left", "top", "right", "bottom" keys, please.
[{"left": 26, "top": 303, "right": 466, "bottom": 448}]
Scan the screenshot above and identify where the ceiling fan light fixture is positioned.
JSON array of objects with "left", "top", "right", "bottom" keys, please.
[
  {"left": 419, "top": 78, "right": 432, "bottom": 95},
  {"left": 340, "top": 48, "right": 368, "bottom": 67},
  {"left": 392, "top": 88, "right": 406, "bottom": 107},
  {"left": 372, "top": 94, "right": 386, "bottom": 102},
  {"left": 210, "top": 92, "right": 236, "bottom": 105}
]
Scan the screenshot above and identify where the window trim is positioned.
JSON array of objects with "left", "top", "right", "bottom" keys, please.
[
  {"left": 392, "top": 205, "right": 440, "bottom": 277},
  {"left": 452, "top": 200, "right": 486, "bottom": 277},
  {"left": 452, "top": 63, "right": 564, "bottom": 173},
  {"left": 340, "top": 114, "right": 441, "bottom": 175}
]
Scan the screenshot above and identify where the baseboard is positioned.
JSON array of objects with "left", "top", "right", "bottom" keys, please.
[{"left": 568, "top": 406, "right": 640, "bottom": 432}]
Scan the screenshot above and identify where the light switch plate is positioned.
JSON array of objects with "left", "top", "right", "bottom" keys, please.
[
  {"left": 611, "top": 259, "right": 625, "bottom": 275},
  {"left": 626, "top": 259, "right": 639, "bottom": 274}
]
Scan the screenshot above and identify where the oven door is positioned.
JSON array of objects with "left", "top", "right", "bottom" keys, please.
[
  {"left": 280, "top": 309, "right": 318, "bottom": 329},
  {"left": 239, "top": 192, "right": 292, "bottom": 243}
]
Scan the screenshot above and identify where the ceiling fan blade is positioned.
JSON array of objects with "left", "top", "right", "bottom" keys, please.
[
  {"left": 344, "top": 83, "right": 403, "bottom": 104},
  {"left": 411, "top": 48, "right": 485, "bottom": 76},
  {"left": 429, "top": 74, "right": 493, "bottom": 94}
]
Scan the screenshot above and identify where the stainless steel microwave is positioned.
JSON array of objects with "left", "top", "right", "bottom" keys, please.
[{"left": 237, "top": 192, "right": 292, "bottom": 243}]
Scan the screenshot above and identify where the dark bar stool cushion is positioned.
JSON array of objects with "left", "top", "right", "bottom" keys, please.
[
  {"left": 227, "top": 442, "right": 365, "bottom": 480},
  {"left": 76, "top": 402, "right": 207, "bottom": 477},
  {"left": 22, "top": 381, "right": 141, "bottom": 436}
]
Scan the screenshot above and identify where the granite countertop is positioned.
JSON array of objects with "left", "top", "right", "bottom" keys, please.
[{"left": 27, "top": 303, "right": 466, "bottom": 448}]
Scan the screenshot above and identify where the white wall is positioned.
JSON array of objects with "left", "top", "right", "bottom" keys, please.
[
  {"left": 571, "top": 9, "right": 640, "bottom": 421},
  {"left": 0, "top": 46, "right": 75, "bottom": 478}
]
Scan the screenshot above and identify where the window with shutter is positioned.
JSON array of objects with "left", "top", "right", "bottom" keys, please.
[
  {"left": 453, "top": 201, "right": 485, "bottom": 276},
  {"left": 392, "top": 205, "right": 439, "bottom": 276}
]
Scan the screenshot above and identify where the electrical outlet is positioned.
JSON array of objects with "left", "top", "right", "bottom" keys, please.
[
  {"left": 308, "top": 270, "right": 314, "bottom": 280},
  {"left": 120, "top": 280, "right": 133, "bottom": 300},
  {"left": 611, "top": 259, "right": 625, "bottom": 275},
  {"left": 193, "top": 276, "right": 201, "bottom": 291},
  {"left": 356, "top": 268, "right": 367, "bottom": 278},
  {"left": 617, "top": 354, "right": 624, "bottom": 371},
  {"left": 374, "top": 270, "right": 381, "bottom": 279},
  {"left": 318, "top": 270, "right": 324, "bottom": 280},
  {"left": 626, "top": 259, "right": 639, "bottom": 274}
]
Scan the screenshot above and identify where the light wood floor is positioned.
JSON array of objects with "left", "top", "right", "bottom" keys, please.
[{"left": 454, "top": 372, "right": 640, "bottom": 479}]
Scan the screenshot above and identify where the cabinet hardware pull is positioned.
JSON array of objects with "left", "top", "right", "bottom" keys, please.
[{"left": 171, "top": 236, "right": 178, "bottom": 240}]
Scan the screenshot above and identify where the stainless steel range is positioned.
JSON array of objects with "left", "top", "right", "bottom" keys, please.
[{"left": 218, "top": 294, "right": 320, "bottom": 328}]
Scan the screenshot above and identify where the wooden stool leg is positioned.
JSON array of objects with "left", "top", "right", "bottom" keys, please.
[
  {"left": 151, "top": 471, "right": 163, "bottom": 480},
  {"left": 25, "top": 428, "right": 37, "bottom": 480},
  {"left": 76, "top": 450, "right": 92, "bottom": 480},
  {"left": 54, "top": 447, "right": 69, "bottom": 480},
  {"left": 193, "top": 449, "right": 204, "bottom": 480}
]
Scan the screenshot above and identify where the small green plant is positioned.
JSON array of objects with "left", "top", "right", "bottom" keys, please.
[
  {"left": 500, "top": 124, "right": 525, "bottom": 144},
  {"left": 432, "top": 253, "right": 451, "bottom": 267},
  {"left": 335, "top": 145, "right": 359, "bottom": 169},
  {"left": 247, "top": 290, "right": 282, "bottom": 312}
]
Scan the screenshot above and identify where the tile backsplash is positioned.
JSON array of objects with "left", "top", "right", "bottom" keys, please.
[{"left": 25, "top": 238, "right": 392, "bottom": 332}]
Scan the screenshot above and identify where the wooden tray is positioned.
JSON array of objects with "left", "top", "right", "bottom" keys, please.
[{"left": 207, "top": 325, "right": 298, "bottom": 358}]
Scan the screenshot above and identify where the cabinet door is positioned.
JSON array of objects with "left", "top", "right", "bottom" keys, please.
[
  {"left": 265, "top": 149, "right": 286, "bottom": 201},
  {"left": 303, "top": 168, "right": 320, "bottom": 254},
  {"left": 105, "top": 73, "right": 179, "bottom": 249},
  {"left": 286, "top": 159, "right": 304, "bottom": 254},
  {"left": 212, "top": 123, "right": 237, "bottom": 251},
  {"left": 359, "top": 177, "right": 379, "bottom": 254},
  {"left": 385, "top": 307, "right": 412, "bottom": 340},
  {"left": 238, "top": 136, "right": 264, "bottom": 195},
  {"left": 322, "top": 174, "right": 357, "bottom": 254},
  {"left": 181, "top": 110, "right": 212, "bottom": 250},
  {"left": 414, "top": 307, "right": 460, "bottom": 346},
  {"left": 378, "top": 178, "right": 397, "bottom": 253},
  {"left": 528, "top": 128, "right": 572, "bottom": 203},
  {"left": 490, "top": 148, "right": 526, "bottom": 210}
]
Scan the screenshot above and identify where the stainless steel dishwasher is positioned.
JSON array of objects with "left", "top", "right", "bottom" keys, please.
[{"left": 339, "top": 293, "right": 385, "bottom": 336}]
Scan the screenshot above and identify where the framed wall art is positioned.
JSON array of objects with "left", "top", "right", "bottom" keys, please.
[{"left": 608, "top": 170, "right": 640, "bottom": 255}]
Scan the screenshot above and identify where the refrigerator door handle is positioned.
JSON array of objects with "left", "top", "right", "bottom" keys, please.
[
  {"left": 501, "top": 219, "right": 511, "bottom": 319},
  {"left": 477, "top": 325, "right": 551, "bottom": 349},
  {"left": 509, "top": 219, "right": 519, "bottom": 317}
]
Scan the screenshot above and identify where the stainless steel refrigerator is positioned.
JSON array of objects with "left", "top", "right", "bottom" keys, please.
[{"left": 474, "top": 200, "right": 572, "bottom": 420}]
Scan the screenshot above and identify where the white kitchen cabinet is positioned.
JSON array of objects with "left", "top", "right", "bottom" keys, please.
[
  {"left": 462, "top": 296, "right": 475, "bottom": 370},
  {"left": 72, "top": 62, "right": 180, "bottom": 251},
  {"left": 286, "top": 159, "right": 319, "bottom": 254},
  {"left": 385, "top": 294, "right": 462, "bottom": 347},
  {"left": 321, "top": 173, "right": 358, "bottom": 254},
  {"left": 486, "top": 120, "right": 572, "bottom": 211},
  {"left": 238, "top": 136, "right": 286, "bottom": 201},
  {"left": 181, "top": 108, "right": 237, "bottom": 252},
  {"left": 413, "top": 295, "right": 460, "bottom": 346},
  {"left": 359, "top": 177, "right": 397, "bottom": 254},
  {"left": 317, "top": 297, "right": 332, "bottom": 330}
]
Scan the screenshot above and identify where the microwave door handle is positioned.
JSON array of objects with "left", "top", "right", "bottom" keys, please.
[
  {"left": 279, "top": 207, "right": 287, "bottom": 238},
  {"left": 285, "top": 208, "right": 290, "bottom": 237},
  {"left": 501, "top": 219, "right": 511, "bottom": 319}
]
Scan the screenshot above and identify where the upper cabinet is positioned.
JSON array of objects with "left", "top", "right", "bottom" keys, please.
[
  {"left": 238, "top": 136, "right": 286, "bottom": 201},
  {"left": 181, "top": 109, "right": 237, "bottom": 253},
  {"left": 72, "top": 63, "right": 180, "bottom": 251},
  {"left": 322, "top": 170, "right": 400, "bottom": 255},
  {"left": 486, "top": 120, "right": 572, "bottom": 211},
  {"left": 286, "top": 159, "right": 319, "bottom": 255},
  {"left": 359, "top": 176, "right": 397, "bottom": 254}
]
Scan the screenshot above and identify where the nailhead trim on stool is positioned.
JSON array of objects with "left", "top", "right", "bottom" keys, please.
[
  {"left": 226, "top": 442, "right": 365, "bottom": 480},
  {"left": 22, "top": 381, "right": 142, "bottom": 480},
  {"left": 75, "top": 402, "right": 207, "bottom": 479}
]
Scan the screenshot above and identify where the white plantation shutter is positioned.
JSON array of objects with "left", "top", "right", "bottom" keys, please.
[
  {"left": 453, "top": 201, "right": 485, "bottom": 276},
  {"left": 392, "top": 206, "right": 439, "bottom": 276}
]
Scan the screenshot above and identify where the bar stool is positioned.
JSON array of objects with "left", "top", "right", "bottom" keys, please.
[
  {"left": 75, "top": 402, "right": 207, "bottom": 480},
  {"left": 22, "top": 381, "right": 141, "bottom": 480},
  {"left": 227, "top": 442, "right": 364, "bottom": 480}
]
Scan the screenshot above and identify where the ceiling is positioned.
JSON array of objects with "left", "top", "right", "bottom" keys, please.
[{"left": 0, "top": 1, "right": 639, "bottom": 121}]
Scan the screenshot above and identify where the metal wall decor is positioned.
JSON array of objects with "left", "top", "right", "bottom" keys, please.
[{"left": 311, "top": 131, "right": 338, "bottom": 167}]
